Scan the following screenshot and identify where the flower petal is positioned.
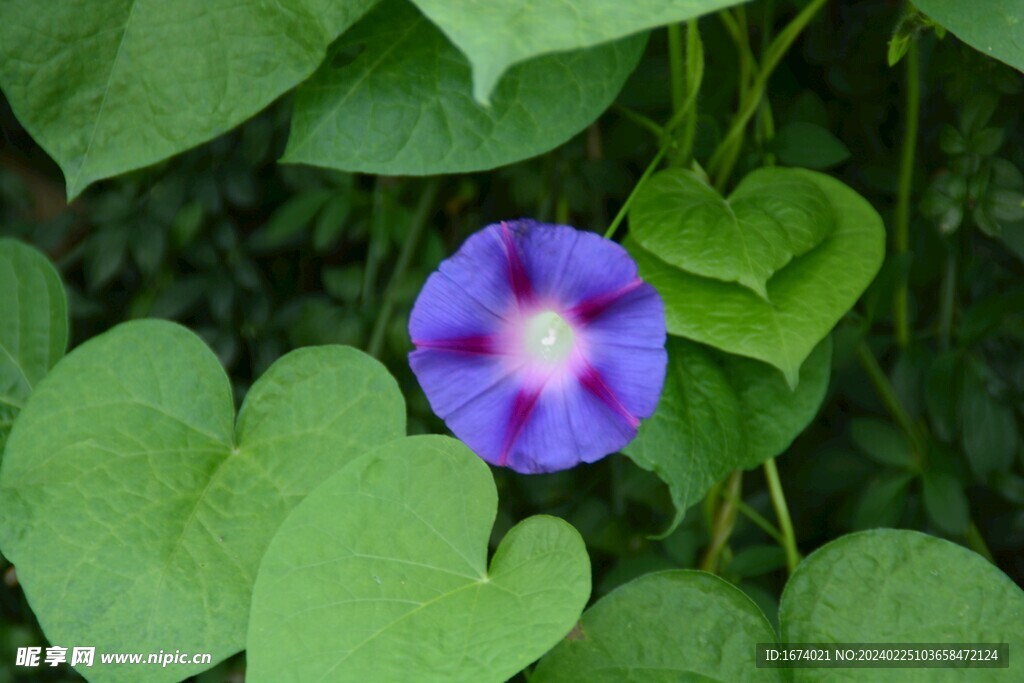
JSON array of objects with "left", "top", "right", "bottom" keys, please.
[
  {"left": 409, "top": 348, "right": 521, "bottom": 423},
  {"left": 580, "top": 282, "right": 667, "bottom": 351},
  {"left": 507, "top": 376, "right": 639, "bottom": 473},
  {"left": 578, "top": 284, "right": 668, "bottom": 420},
  {"left": 510, "top": 220, "right": 641, "bottom": 309},
  {"left": 409, "top": 269, "right": 506, "bottom": 343}
]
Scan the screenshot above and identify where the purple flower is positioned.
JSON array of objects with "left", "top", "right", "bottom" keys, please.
[{"left": 409, "top": 220, "right": 667, "bottom": 473}]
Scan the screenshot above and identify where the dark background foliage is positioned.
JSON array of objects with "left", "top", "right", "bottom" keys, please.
[{"left": 2, "top": 1, "right": 1023, "bottom": 680}]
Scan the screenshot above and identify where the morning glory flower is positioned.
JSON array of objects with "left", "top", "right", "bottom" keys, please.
[{"left": 409, "top": 220, "right": 667, "bottom": 473}]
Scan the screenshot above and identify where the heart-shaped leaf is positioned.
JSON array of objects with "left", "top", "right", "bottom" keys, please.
[
  {"left": 0, "top": 239, "right": 67, "bottom": 453},
  {"left": 781, "top": 529, "right": 1024, "bottom": 682},
  {"left": 915, "top": 1, "right": 1024, "bottom": 75},
  {"left": 0, "top": 320, "right": 405, "bottom": 682},
  {"left": 624, "top": 337, "right": 831, "bottom": 534},
  {"left": 629, "top": 169, "right": 884, "bottom": 386},
  {"left": 770, "top": 122, "right": 851, "bottom": 170},
  {"left": 0, "top": 0, "right": 377, "bottom": 199},
  {"left": 631, "top": 168, "right": 834, "bottom": 299},
  {"left": 533, "top": 570, "right": 781, "bottom": 683},
  {"left": 285, "top": 0, "right": 646, "bottom": 176},
  {"left": 406, "top": 0, "right": 748, "bottom": 103},
  {"left": 246, "top": 434, "right": 591, "bottom": 683}
]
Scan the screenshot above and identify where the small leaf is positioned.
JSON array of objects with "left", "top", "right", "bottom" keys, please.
[
  {"left": 960, "top": 361, "right": 1018, "bottom": 480},
  {"left": 248, "top": 191, "right": 332, "bottom": 253},
  {"left": 286, "top": 0, "right": 646, "bottom": 176},
  {"left": 247, "top": 435, "right": 591, "bottom": 683},
  {"left": 852, "top": 472, "right": 912, "bottom": 530},
  {"left": 925, "top": 350, "right": 963, "bottom": 441},
  {"left": 313, "top": 193, "right": 353, "bottom": 252},
  {"left": 922, "top": 470, "right": 970, "bottom": 536},
  {"left": 781, "top": 529, "right": 1024, "bottom": 682},
  {"left": 729, "top": 545, "right": 788, "bottom": 579},
  {"left": 0, "top": 321, "right": 405, "bottom": 682},
  {"left": 771, "top": 122, "right": 851, "bottom": 170},
  {"left": 533, "top": 571, "right": 781, "bottom": 683},
  {"left": 630, "top": 169, "right": 884, "bottom": 385},
  {"left": 631, "top": 167, "right": 834, "bottom": 298},
  {"left": 888, "top": 32, "right": 912, "bottom": 67},
  {"left": 0, "top": 239, "right": 68, "bottom": 453},
  {"left": 849, "top": 418, "right": 917, "bottom": 470}
]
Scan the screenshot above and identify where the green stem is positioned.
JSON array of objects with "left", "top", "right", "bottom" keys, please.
[
  {"left": 667, "top": 23, "right": 686, "bottom": 114},
  {"left": 367, "top": 179, "right": 441, "bottom": 358},
  {"left": 894, "top": 38, "right": 920, "bottom": 348},
  {"left": 700, "top": 470, "right": 743, "bottom": 573},
  {"left": 708, "top": 0, "right": 828, "bottom": 188},
  {"left": 720, "top": 488, "right": 784, "bottom": 544},
  {"left": 603, "top": 145, "right": 668, "bottom": 240},
  {"left": 613, "top": 103, "right": 665, "bottom": 138},
  {"left": 661, "top": 21, "right": 704, "bottom": 159},
  {"left": 678, "top": 21, "right": 704, "bottom": 164},
  {"left": 856, "top": 342, "right": 926, "bottom": 465},
  {"left": 763, "top": 458, "right": 801, "bottom": 574}
]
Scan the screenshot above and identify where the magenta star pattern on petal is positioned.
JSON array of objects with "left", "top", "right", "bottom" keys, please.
[{"left": 409, "top": 220, "right": 668, "bottom": 473}]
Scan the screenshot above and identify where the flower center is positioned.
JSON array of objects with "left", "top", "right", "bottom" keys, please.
[{"left": 524, "top": 310, "right": 574, "bottom": 364}]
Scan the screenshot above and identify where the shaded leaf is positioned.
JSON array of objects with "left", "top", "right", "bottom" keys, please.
[
  {"left": 771, "top": 122, "right": 851, "bottom": 170},
  {"left": 534, "top": 571, "right": 781, "bottom": 683},
  {"left": 849, "top": 418, "right": 917, "bottom": 470},
  {"left": 408, "top": 0, "right": 749, "bottom": 103},
  {"left": 625, "top": 337, "right": 831, "bottom": 535},
  {"left": 916, "top": 1, "right": 1024, "bottom": 75},
  {"left": 781, "top": 529, "right": 1024, "bottom": 682},
  {"left": 0, "top": 0, "right": 378, "bottom": 199},
  {"left": 285, "top": 0, "right": 646, "bottom": 177}
]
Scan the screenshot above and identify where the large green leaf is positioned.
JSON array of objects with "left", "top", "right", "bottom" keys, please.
[
  {"left": 533, "top": 570, "right": 781, "bottom": 683},
  {"left": 0, "top": 320, "right": 405, "bottom": 682},
  {"left": 781, "top": 529, "right": 1024, "bottom": 681},
  {"left": 535, "top": 531, "right": 1023, "bottom": 682},
  {"left": 915, "top": 1, "right": 1024, "bottom": 74},
  {"left": 247, "top": 435, "right": 590, "bottom": 683},
  {"left": 0, "top": 239, "right": 67, "bottom": 453},
  {"left": 631, "top": 168, "right": 833, "bottom": 299},
  {"left": 624, "top": 337, "right": 831, "bottom": 533},
  {"left": 284, "top": 0, "right": 646, "bottom": 176},
  {"left": 0, "top": 0, "right": 377, "bottom": 200},
  {"left": 407, "top": 0, "right": 749, "bottom": 103},
  {"left": 628, "top": 170, "right": 884, "bottom": 386}
]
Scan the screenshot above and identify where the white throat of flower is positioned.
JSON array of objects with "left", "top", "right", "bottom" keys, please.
[{"left": 524, "top": 310, "right": 575, "bottom": 364}]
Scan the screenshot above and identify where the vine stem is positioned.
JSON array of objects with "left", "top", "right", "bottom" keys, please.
[
  {"left": 720, "top": 488, "right": 784, "bottom": 544},
  {"left": 699, "top": 470, "right": 743, "bottom": 573},
  {"left": 603, "top": 145, "right": 668, "bottom": 240},
  {"left": 856, "top": 342, "right": 926, "bottom": 464},
  {"left": 764, "top": 458, "right": 801, "bottom": 574},
  {"left": 367, "top": 179, "right": 441, "bottom": 358},
  {"left": 894, "top": 38, "right": 920, "bottom": 348},
  {"left": 708, "top": 0, "right": 828, "bottom": 188}
]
